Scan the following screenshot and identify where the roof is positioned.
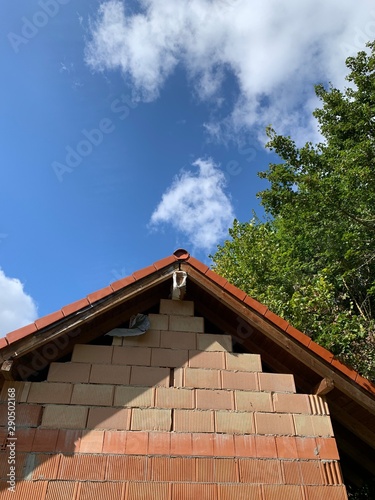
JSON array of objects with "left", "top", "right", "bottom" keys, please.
[{"left": 1, "top": 249, "right": 375, "bottom": 482}]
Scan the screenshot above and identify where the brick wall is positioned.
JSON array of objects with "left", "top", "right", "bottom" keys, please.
[{"left": 0, "top": 299, "right": 348, "bottom": 499}]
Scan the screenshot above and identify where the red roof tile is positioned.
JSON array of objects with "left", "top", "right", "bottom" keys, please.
[
  {"left": 62, "top": 298, "right": 90, "bottom": 317},
  {"left": 35, "top": 310, "right": 64, "bottom": 330},
  {"left": 6, "top": 322, "right": 37, "bottom": 344}
]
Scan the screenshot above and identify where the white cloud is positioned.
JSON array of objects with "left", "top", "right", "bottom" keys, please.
[
  {"left": 0, "top": 269, "right": 38, "bottom": 336},
  {"left": 85, "top": 0, "right": 375, "bottom": 143},
  {"left": 150, "top": 158, "right": 235, "bottom": 251}
]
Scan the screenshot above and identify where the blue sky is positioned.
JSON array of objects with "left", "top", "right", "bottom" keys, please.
[{"left": 0, "top": 0, "right": 374, "bottom": 335}]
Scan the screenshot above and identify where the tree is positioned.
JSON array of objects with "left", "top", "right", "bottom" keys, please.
[{"left": 211, "top": 41, "right": 375, "bottom": 382}]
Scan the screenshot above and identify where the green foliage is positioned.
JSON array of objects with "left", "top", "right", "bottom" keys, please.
[{"left": 211, "top": 42, "right": 375, "bottom": 381}]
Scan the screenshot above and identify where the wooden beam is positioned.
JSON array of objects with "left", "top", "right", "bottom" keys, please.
[
  {"left": 314, "top": 377, "right": 334, "bottom": 396},
  {"left": 1, "top": 360, "right": 15, "bottom": 381}
]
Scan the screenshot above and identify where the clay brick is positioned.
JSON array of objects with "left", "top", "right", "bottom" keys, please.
[
  {"left": 191, "top": 432, "right": 215, "bottom": 458},
  {"left": 32, "top": 452, "right": 61, "bottom": 481},
  {"left": 161, "top": 330, "right": 197, "bottom": 350},
  {"left": 128, "top": 482, "right": 170, "bottom": 500},
  {"left": 258, "top": 372, "right": 296, "bottom": 393},
  {"left": 239, "top": 458, "right": 282, "bottom": 483},
  {"left": 174, "top": 409, "right": 214, "bottom": 433},
  {"left": 273, "top": 393, "right": 311, "bottom": 414},
  {"left": 79, "top": 430, "right": 104, "bottom": 453},
  {"left": 32, "top": 428, "right": 59, "bottom": 452},
  {"left": 294, "top": 415, "right": 333, "bottom": 437},
  {"left": 71, "top": 383, "right": 114, "bottom": 406},
  {"left": 122, "top": 329, "right": 161, "bottom": 348},
  {"left": 1, "top": 481, "right": 48, "bottom": 499},
  {"left": 215, "top": 411, "right": 253, "bottom": 434},
  {"left": 0, "top": 381, "right": 31, "bottom": 402},
  {"left": 13, "top": 428, "right": 35, "bottom": 451},
  {"left": 255, "top": 412, "right": 295, "bottom": 435},
  {"left": 130, "top": 366, "right": 170, "bottom": 387},
  {"left": 169, "top": 315, "right": 204, "bottom": 333},
  {"left": 221, "top": 371, "right": 258, "bottom": 391},
  {"left": 308, "top": 395, "right": 329, "bottom": 416},
  {"left": 255, "top": 435, "right": 277, "bottom": 458},
  {"left": 275, "top": 436, "right": 298, "bottom": 459},
  {"left": 196, "top": 389, "right": 234, "bottom": 410},
  {"left": 293, "top": 415, "right": 315, "bottom": 436},
  {"left": 78, "top": 482, "right": 124, "bottom": 500},
  {"left": 150, "top": 456, "right": 195, "bottom": 481},
  {"left": 215, "top": 457, "right": 239, "bottom": 482},
  {"left": 112, "top": 346, "right": 151, "bottom": 366},
  {"left": 45, "top": 481, "right": 77, "bottom": 500},
  {"left": 195, "top": 457, "right": 214, "bottom": 483},
  {"left": 47, "top": 362, "right": 91, "bottom": 383},
  {"left": 235, "top": 391, "right": 273, "bottom": 412},
  {"left": 55, "top": 429, "right": 82, "bottom": 453},
  {"left": 283, "top": 461, "right": 302, "bottom": 484},
  {"left": 197, "top": 333, "right": 232, "bottom": 352},
  {"left": 160, "top": 299, "right": 194, "bottom": 316},
  {"left": 15, "top": 403, "right": 42, "bottom": 427},
  {"left": 106, "top": 455, "right": 147, "bottom": 480},
  {"left": 151, "top": 347, "right": 189, "bottom": 368},
  {"left": 170, "top": 433, "right": 193, "bottom": 455},
  {"left": 42, "top": 405, "right": 88, "bottom": 429},
  {"left": 225, "top": 352, "right": 262, "bottom": 371},
  {"left": 263, "top": 485, "right": 304, "bottom": 500},
  {"left": 174, "top": 367, "right": 184, "bottom": 387},
  {"left": 172, "top": 483, "right": 217, "bottom": 500},
  {"left": 312, "top": 415, "right": 334, "bottom": 437},
  {"left": 214, "top": 434, "right": 235, "bottom": 457},
  {"left": 132, "top": 408, "right": 172, "bottom": 431},
  {"left": 87, "top": 407, "right": 131, "bottom": 429},
  {"left": 322, "top": 461, "right": 343, "bottom": 485},
  {"left": 300, "top": 461, "right": 324, "bottom": 485},
  {"left": 90, "top": 363, "right": 130, "bottom": 385},
  {"left": 185, "top": 368, "right": 221, "bottom": 389},
  {"left": 218, "top": 484, "right": 262, "bottom": 500},
  {"left": 295, "top": 437, "right": 319, "bottom": 459},
  {"left": 125, "top": 431, "right": 149, "bottom": 454},
  {"left": 71, "top": 344, "right": 113, "bottom": 364},
  {"left": 189, "top": 350, "right": 225, "bottom": 369},
  {"left": 304, "top": 485, "right": 348, "bottom": 500},
  {"left": 57, "top": 454, "right": 106, "bottom": 480},
  {"left": 114, "top": 386, "right": 154, "bottom": 407},
  {"left": 149, "top": 313, "right": 169, "bottom": 330},
  {"left": 316, "top": 437, "right": 340, "bottom": 460},
  {"left": 155, "top": 387, "right": 194, "bottom": 409},
  {"left": 148, "top": 431, "right": 171, "bottom": 455},
  {"left": 111, "top": 336, "right": 123, "bottom": 346},
  {"left": 234, "top": 435, "right": 257, "bottom": 458},
  {"left": 102, "top": 430, "right": 127, "bottom": 454},
  {"left": 28, "top": 382, "right": 72, "bottom": 404}
]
